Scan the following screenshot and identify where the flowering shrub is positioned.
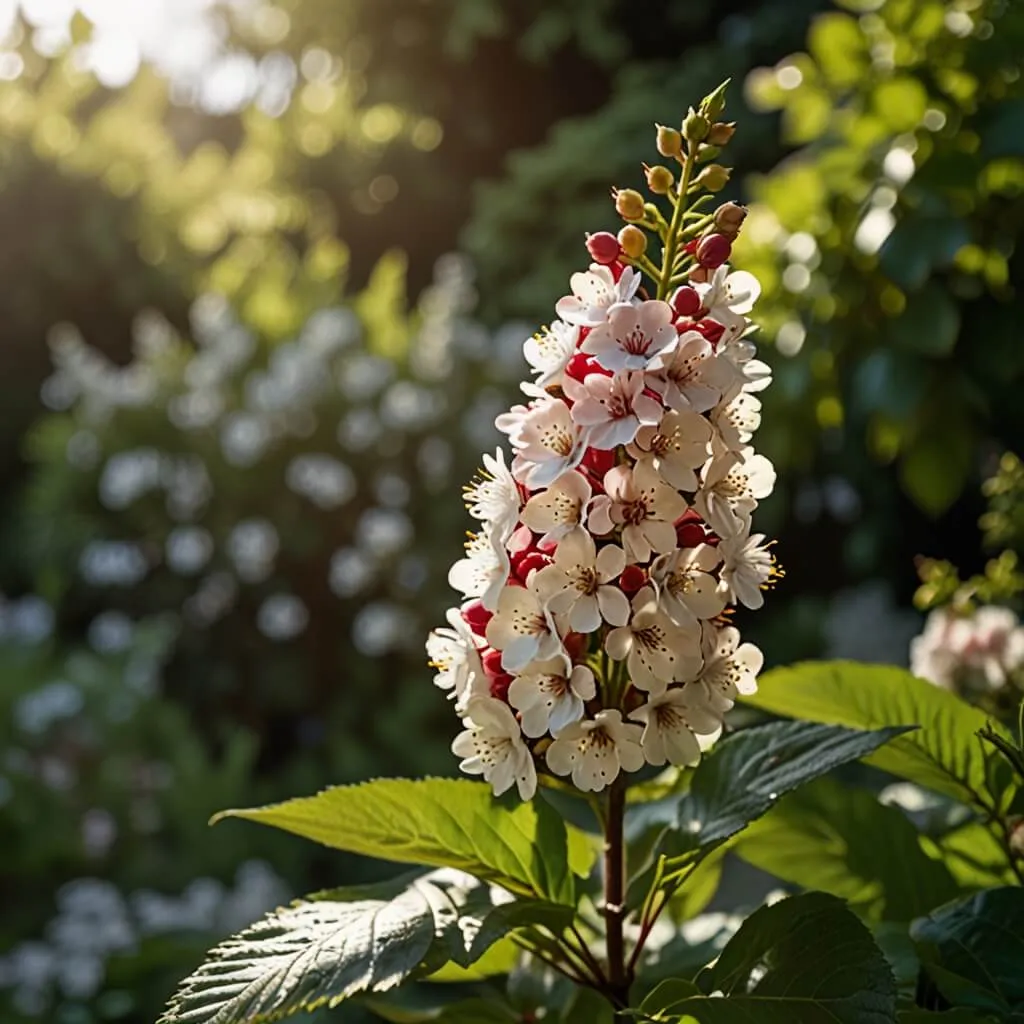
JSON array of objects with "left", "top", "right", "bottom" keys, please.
[{"left": 161, "top": 85, "right": 1024, "bottom": 1024}]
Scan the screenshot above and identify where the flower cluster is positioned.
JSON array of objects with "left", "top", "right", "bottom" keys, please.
[
  {"left": 428, "top": 88, "right": 779, "bottom": 799},
  {"left": 911, "top": 604, "right": 1024, "bottom": 697}
]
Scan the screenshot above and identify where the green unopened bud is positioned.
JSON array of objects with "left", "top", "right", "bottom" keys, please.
[
  {"left": 618, "top": 225, "right": 647, "bottom": 259},
  {"left": 707, "top": 121, "right": 737, "bottom": 146},
  {"left": 682, "top": 107, "right": 709, "bottom": 144},
  {"left": 702, "top": 80, "right": 729, "bottom": 120},
  {"left": 695, "top": 163, "right": 731, "bottom": 193},
  {"left": 614, "top": 188, "right": 646, "bottom": 221},
  {"left": 645, "top": 164, "right": 674, "bottom": 195},
  {"left": 655, "top": 124, "right": 683, "bottom": 159}
]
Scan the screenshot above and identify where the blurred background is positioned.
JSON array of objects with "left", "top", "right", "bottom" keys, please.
[{"left": 0, "top": 0, "right": 1021, "bottom": 1020}]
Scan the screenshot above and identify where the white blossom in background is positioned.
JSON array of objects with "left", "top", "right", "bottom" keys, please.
[
  {"left": 911, "top": 605, "right": 1024, "bottom": 694},
  {"left": 430, "top": 213, "right": 780, "bottom": 799}
]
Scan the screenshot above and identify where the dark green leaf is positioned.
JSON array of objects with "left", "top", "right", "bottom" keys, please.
[
  {"left": 912, "top": 888, "right": 1024, "bottom": 1015},
  {"left": 932, "top": 823, "right": 1017, "bottom": 891},
  {"left": 735, "top": 778, "right": 961, "bottom": 922},
  {"left": 213, "top": 777, "right": 589, "bottom": 903},
  {"left": 898, "top": 1011, "right": 1001, "bottom": 1023},
  {"left": 744, "top": 662, "right": 1015, "bottom": 810},
  {"left": 158, "top": 870, "right": 565, "bottom": 1024},
  {"left": 645, "top": 720, "right": 908, "bottom": 880},
  {"left": 640, "top": 978, "right": 703, "bottom": 1016},
  {"left": 643, "top": 892, "right": 897, "bottom": 1022}
]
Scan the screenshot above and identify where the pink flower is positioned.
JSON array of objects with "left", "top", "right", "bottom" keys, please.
[
  {"left": 565, "top": 371, "right": 662, "bottom": 449},
  {"left": 582, "top": 299, "right": 679, "bottom": 373}
]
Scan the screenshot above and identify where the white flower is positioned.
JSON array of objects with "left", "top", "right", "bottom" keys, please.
[
  {"left": 452, "top": 697, "right": 537, "bottom": 800},
  {"left": 695, "top": 267, "right": 761, "bottom": 346},
  {"left": 719, "top": 336, "right": 773, "bottom": 393},
  {"left": 650, "top": 544, "right": 726, "bottom": 626},
  {"left": 629, "top": 687, "right": 723, "bottom": 766},
  {"left": 710, "top": 392, "right": 762, "bottom": 454},
  {"left": 690, "top": 624, "right": 763, "bottom": 713},
  {"left": 555, "top": 264, "right": 641, "bottom": 327},
  {"left": 719, "top": 530, "right": 773, "bottom": 610},
  {"left": 627, "top": 409, "right": 713, "bottom": 492},
  {"left": 464, "top": 448, "right": 521, "bottom": 538},
  {"left": 648, "top": 331, "right": 739, "bottom": 413},
  {"left": 696, "top": 448, "right": 776, "bottom": 539},
  {"left": 534, "top": 530, "right": 630, "bottom": 632},
  {"left": 911, "top": 605, "right": 1024, "bottom": 691},
  {"left": 448, "top": 529, "right": 510, "bottom": 611},
  {"left": 501, "top": 397, "right": 590, "bottom": 490},
  {"left": 486, "top": 582, "right": 565, "bottom": 672},
  {"left": 508, "top": 660, "right": 596, "bottom": 737},
  {"left": 605, "top": 586, "right": 700, "bottom": 693},
  {"left": 588, "top": 462, "right": 688, "bottom": 563},
  {"left": 520, "top": 471, "right": 592, "bottom": 546},
  {"left": 426, "top": 607, "right": 488, "bottom": 708},
  {"left": 581, "top": 299, "right": 678, "bottom": 373},
  {"left": 565, "top": 370, "right": 662, "bottom": 449},
  {"left": 524, "top": 320, "right": 578, "bottom": 388},
  {"left": 545, "top": 709, "right": 644, "bottom": 792}
]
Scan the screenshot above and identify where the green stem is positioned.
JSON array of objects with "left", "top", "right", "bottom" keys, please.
[
  {"left": 656, "top": 147, "right": 697, "bottom": 300},
  {"left": 603, "top": 779, "right": 630, "bottom": 1008}
]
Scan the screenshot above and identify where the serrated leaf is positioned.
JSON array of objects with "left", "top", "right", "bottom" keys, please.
[
  {"left": 898, "top": 1011, "right": 1002, "bottom": 1023},
  {"left": 213, "top": 777, "right": 582, "bottom": 903},
  {"left": 735, "top": 778, "right": 961, "bottom": 922},
  {"left": 159, "top": 870, "right": 565, "bottom": 1024},
  {"left": 912, "top": 888, "right": 1024, "bottom": 1015},
  {"left": 930, "top": 822, "right": 1017, "bottom": 890},
  {"left": 743, "top": 662, "right": 1014, "bottom": 810},
  {"left": 649, "top": 892, "right": 897, "bottom": 1023},
  {"left": 635, "top": 720, "right": 907, "bottom": 882}
]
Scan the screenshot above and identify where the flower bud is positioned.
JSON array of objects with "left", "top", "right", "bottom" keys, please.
[
  {"left": 645, "top": 164, "right": 674, "bottom": 195},
  {"left": 655, "top": 124, "right": 682, "bottom": 158},
  {"left": 695, "top": 164, "right": 731, "bottom": 193},
  {"left": 713, "top": 201, "right": 747, "bottom": 238},
  {"left": 461, "top": 599, "right": 493, "bottom": 636},
  {"left": 614, "top": 188, "right": 646, "bottom": 221},
  {"left": 708, "top": 121, "right": 737, "bottom": 146},
  {"left": 619, "top": 565, "right": 647, "bottom": 594},
  {"left": 682, "top": 107, "right": 709, "bottom": 144},
  {"left": 695, "top": 233, "right": 732, "bottom": 269},
  {"left": 702, "top": 80, "right": 729, "bottom": 120},
  {"left": 671, "top": 285, "right": 701, "bottom": 319},
  {"left": 586, "top": 231, "right": 621, "bottom": 265},
  {"left": 618, "top": 225, "right": 647, "bottom": 259}
]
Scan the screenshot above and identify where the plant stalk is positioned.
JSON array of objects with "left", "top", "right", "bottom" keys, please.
[{"left": 603, "top": 779, "right": 630, "bottom": 1007}]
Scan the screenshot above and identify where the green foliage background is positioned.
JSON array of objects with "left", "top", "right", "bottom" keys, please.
[{"left": 0, "top": 0, "right": 1021, "bottom": 1021}]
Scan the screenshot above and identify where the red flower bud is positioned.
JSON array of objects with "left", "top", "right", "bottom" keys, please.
[
  {"left": 694, "top": 318, "right": 725, "bottom": 348},
  {"left": 586, "top": 231, "right": 621, "bottom": 266},
  {"left": 671, "top": 286, "right": 701, "bottom": 319},
  {"left": 619, "top": 565, "right": 647, "bottom": 594},
  {"left": 489, "top": 673, "right": 513, "bottom": 703},
  {"left": 481, "top": 647, "right": 504, "bottom": 679},
  {"left": 563, "top": 631, "right": 589, "bottom": 662},
  {"left": 515, "top": 551, "right": 552, "bottom": 582},
  {"left": 696, "top": 233, "right": 732, "bottom": 269},
  {"left": 676, "top": 523, "right": 707, "bottom": 549},
  {"left": 565, "top": 353, "right": 611, "bottom": 382},
  {"left": 461, "top": 599, "right": 492, "bottom": 636}
]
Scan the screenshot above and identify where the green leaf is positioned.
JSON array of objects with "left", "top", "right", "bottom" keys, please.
[
  {"left": 930, "top": 822, "right": 1017, "bottom": 890},
  {"left": 898, "top": 1011, "right": 1002, "bottom": 1023},
  {"left": 735, "top": 778, "right": 961, "bottom": 922},
  {"left": 646, "top": 892, "right": 897, "bottom": 1023},
  {"left": 911, "top": 888, "right": 1024, "bottom": 1015},
  {"left": 743, "top": 662, "right": 1014, "bottom": 810},
  {"left": 213, "top": 777, "right": 581, "bottom": 903},
  {"left": 425, "top": 937, "right": 519, "bottom": 982},
  {"left": 638, "top": 720, "right": 908, "bottom": 881},
  {"left": 159, "top": 869, "right": 561, "bottom": 1024},
  {"left": 640, "top": 978, "right": 703, "bottom": 1017},
  {"left": 365, "top": 996, "right": 521, "bottom": 1024}
]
